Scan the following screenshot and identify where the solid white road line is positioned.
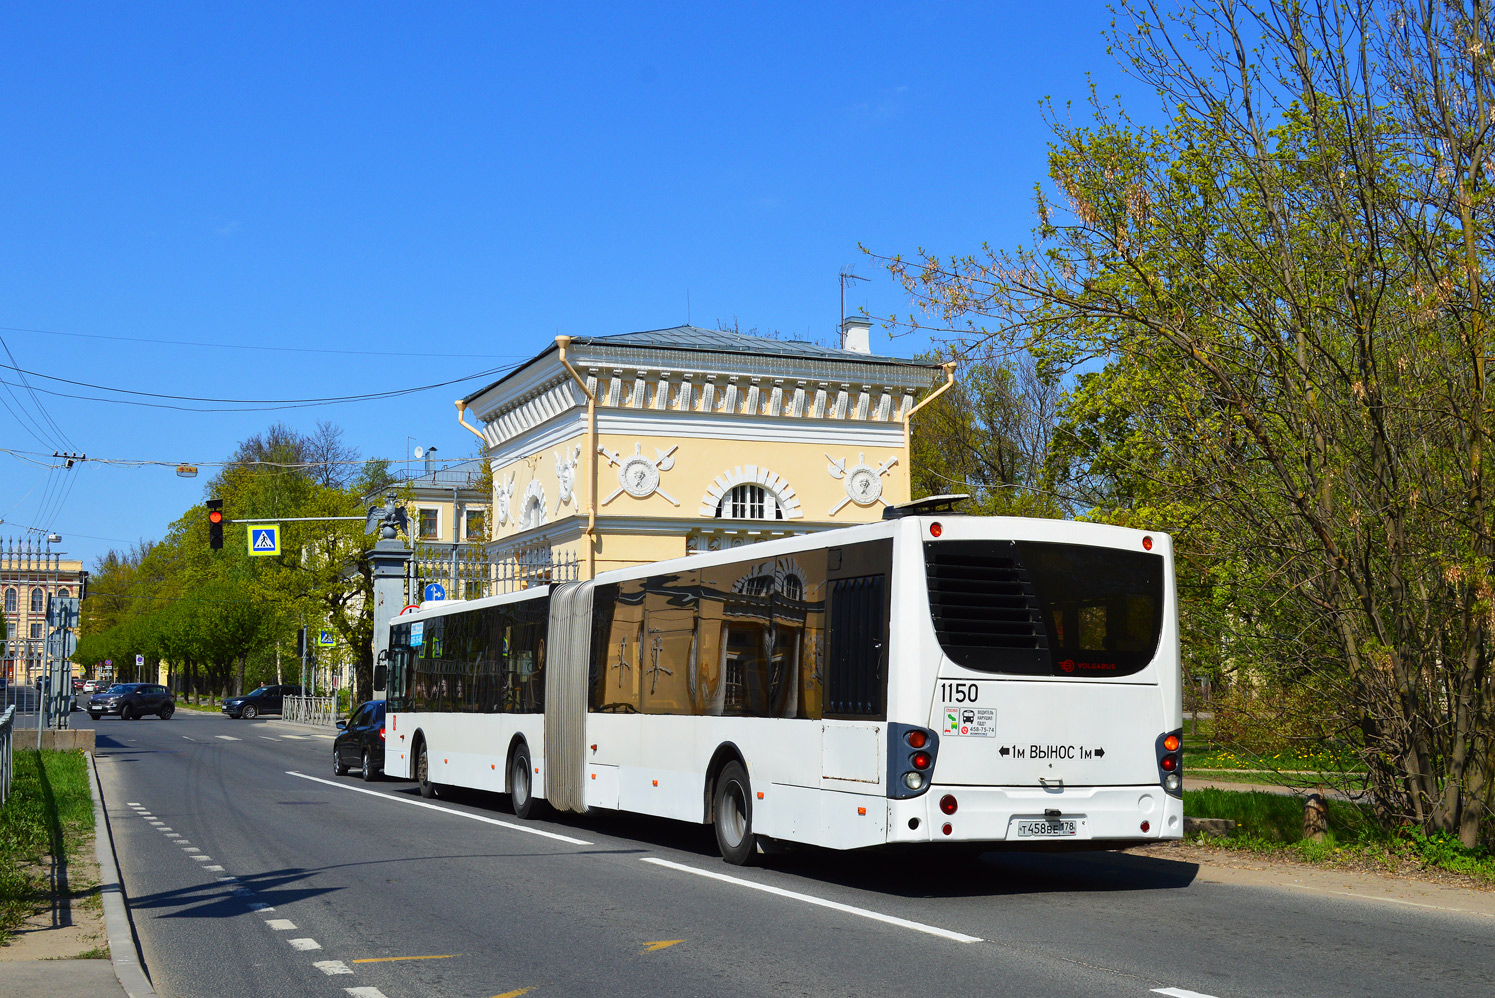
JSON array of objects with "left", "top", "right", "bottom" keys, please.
[
  {"left": 1154, "top": 989, "right": 1224, "bottom": 998},
  {"left": 215, "top": 735, "right": 241, "bottom": 741},
  {"left": 266, "top": 919, "right": 296, "bottom": 930},
  {"left": 315, "top": 961, "right": 353, "bottom": 975},
  {"left": 286, "top": 771, "right": 592, "bottom": 845},
  {"left": 640, "top": 857, "right": 984, "bottom": 944},
  {"left": 288, "top": 938, "right": 322, "bottom": 951}
]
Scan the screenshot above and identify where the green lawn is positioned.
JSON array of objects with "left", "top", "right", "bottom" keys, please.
[
  {"left": 0, "top": 749, "right": 96, "bottom": 943},
  {"left": 1183, "top": 787, "right": 1495, "bottom": 882}
]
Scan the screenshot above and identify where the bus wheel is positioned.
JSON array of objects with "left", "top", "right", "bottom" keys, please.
[
  {"left": 417, "top": 744, "right": 438, "bottom": 799},
  {"left": 510, "top": 744, "right": 539, "bottom": 819},
  {"left": 713, "top": 761, "right": 757, "bottom": 866}
]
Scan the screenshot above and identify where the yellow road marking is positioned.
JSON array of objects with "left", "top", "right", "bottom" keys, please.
[
  {"left": 641, "top": 939, "right": 684, "bottom": 953},
  {"left": 492, "top": 989, "right": 533, "bottom": 998},
  {"left": 350, "top": 954, "right": 456, "bottom": 963}
]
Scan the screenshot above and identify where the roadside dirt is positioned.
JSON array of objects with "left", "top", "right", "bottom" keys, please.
[
  {"left": 0, "top": 850, "right": 108, "bottom": 960},
  {"left": 1127, "top": 839, "right": 1495, "bottom": 918}
]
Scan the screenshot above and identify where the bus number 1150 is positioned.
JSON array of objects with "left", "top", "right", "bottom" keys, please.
[{"left": 940, "top": 682, "right": 979, "bottom": 703}]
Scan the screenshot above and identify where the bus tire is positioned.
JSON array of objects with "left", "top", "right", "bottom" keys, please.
[
  {"left": 713, "top": 761, "right": 757, "bottom": 866},
  {"left": 510, "top": 743, "right": 540, "bottom": 819},
  {"left": 417, "top": 743, "right": 438, "bottom": 798}
]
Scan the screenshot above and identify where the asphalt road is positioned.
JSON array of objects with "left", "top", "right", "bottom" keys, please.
[{"left": 83, "top": 708, "right": 1494, "bottom": 998}]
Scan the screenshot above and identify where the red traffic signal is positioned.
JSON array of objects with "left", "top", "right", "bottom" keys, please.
[{"left": 207, "top": 499, "right": 224, "bottom": 549}]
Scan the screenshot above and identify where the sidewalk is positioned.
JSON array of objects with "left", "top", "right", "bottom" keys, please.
[{"left": 1, "top": 753, "right": 153, "bottom": 998}]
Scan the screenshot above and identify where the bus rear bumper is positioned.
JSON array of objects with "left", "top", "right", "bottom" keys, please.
[{"left": 885, "top": 784, "right": 1184, "bottom": 845}]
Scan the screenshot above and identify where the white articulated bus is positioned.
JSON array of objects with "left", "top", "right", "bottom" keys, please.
[{"left": 379, "top": 497, "right": 1184, "bottom": 863}]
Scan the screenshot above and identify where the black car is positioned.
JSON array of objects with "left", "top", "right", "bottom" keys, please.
[
  {"left": 333, "top": 700, "right": 385, "bottom": 782},
  {"left": 221, "top": 683, "right": 303, "bottom": 719},
  {"left": 88, "top": 683, "right": 175, "bottom": 721}
]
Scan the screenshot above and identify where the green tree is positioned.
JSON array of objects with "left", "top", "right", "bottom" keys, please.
[{"left": 880, "top": 1, "right": 1495, "bottom": 845}]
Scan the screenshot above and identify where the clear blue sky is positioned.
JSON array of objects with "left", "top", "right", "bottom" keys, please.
[{"left": 0, "top": 2, "right": 1153, "bottom": 568}]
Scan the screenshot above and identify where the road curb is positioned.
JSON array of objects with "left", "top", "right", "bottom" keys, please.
[{"left": 87, "top": 752, "right": 158, "bottom": 997}]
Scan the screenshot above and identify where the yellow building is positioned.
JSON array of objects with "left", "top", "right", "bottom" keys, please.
[
  {"left": 2, "top": 538, "right": 86, "bottom": 684},
  {"left": 455, "top": 322, "right": 950, "bottom": 586}
]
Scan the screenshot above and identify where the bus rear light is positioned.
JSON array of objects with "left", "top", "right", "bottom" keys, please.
[
  {"left": 930, "top": 521, "right": 943, "bottom": 538},
  {"left": 887, "top": 723, "right": 939, "bottom": 800},
  {"left": 939, "top": 794, "right": 957, "bottom": 815},
  {"left": 941, "top": 822, "right": 953, "bottom": 836},
  {"left": 1141, "top": 820, "right": 1150, "bottom": 832},
  {"left": 1142, "top": 535, "right": 1153, "bottom": 551},
  {"left": 1156, "top": 728, "right": 1184, "bottom": 799}
]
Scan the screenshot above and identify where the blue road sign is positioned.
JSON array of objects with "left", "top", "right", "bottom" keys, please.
[
  {"left": 248, "top": 525, "right": 280, "bottom": 556},
  {"left": 424, "top": 582, "right": 446, "bottom": 601},
  {"left": 317, "top": 629, "right": 335, "bottom": 647}
]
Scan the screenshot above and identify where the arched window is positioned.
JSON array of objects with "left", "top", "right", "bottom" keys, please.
[
  {"left": 715, "top": 484, "right": 783, "bottom": 520},
  {"left": 30, "top": 587, "right": 43, "bottom": 613},
  {"left": 57, "top": 587, "right": 69, "bottom": 598},
  {"left": 4, "top": 588, "right": 14, "bottom": 614}
]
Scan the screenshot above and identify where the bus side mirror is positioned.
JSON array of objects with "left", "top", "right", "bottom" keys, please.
[{"left": 373, "top": 664, "right": 387, "bottom": 689}]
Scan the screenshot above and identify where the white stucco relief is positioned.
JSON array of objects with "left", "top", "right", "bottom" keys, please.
[
  {"left": 599, "top": 442, "right": 679, "bottom": 506},
  {"left": 827, "top": 452, "right": 897, "bottom": 514}
]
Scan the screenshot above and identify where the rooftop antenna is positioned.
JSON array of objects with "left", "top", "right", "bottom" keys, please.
[{"left": 839, "top": 269, "right": 869, "bottom": 326}]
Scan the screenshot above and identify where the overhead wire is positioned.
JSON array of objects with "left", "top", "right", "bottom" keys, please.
[
  {"left": 0, "top": 333, "right": 77, "bottom": 451},
  {"left": 0, "top": 323, "right": 532, "bottom": 361},
  {"left": 0, "top": 358, "right": 521, "bottom": 413}
]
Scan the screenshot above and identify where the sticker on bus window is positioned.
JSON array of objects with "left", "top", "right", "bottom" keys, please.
[
  {"left": 943, "top": 706, "right": 996, "bottom": 737},
  {"left": 410, "top": 621, "right": 424, "bottom": 647}
]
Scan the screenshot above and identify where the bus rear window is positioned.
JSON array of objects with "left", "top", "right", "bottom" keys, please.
[{"left": 924, "top": 539, "right": 1164, "bottom": 677}]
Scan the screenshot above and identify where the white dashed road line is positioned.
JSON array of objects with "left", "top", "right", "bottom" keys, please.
[
  {"left": 287, "top": 770, "right": 592, "bottom": 844},
  {"left": 289, "top": 938, "right": 322, "bottom": 951},
  {"left": 266, "top": 919, "right": 297, "bottom": 930},
  {"left": 215, "top": 735, "right": 241, "bottom": 741},
  {"left": 641, "top": 857, "right": 984, "bottom": 944},
  {"left": 1153, "top": 989, "right": 1223, "bottom": 998},
  {"left": 315, "top": 961, "right": 353, "bottom": 975},
  {"left": 260, "top": 736, "right": 281, "bottom": 741},
  {"left": 344, "top": 989, "right": 388, "bottom": 998}
]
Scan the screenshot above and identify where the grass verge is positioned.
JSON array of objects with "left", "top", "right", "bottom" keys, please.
[
  {"left": 0, "top": 749, "right": 96, "bottom": 944},
  {"left": 1184, "top": 787, "right": 1495, "bottom": 883}
]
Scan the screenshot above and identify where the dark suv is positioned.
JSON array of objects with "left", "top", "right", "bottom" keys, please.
[
  {"left": 88, "top": 683, "right": 175, "bottom": 721},
  {"left": 222, "top": 684, "right": 303, "bottom": 719}
]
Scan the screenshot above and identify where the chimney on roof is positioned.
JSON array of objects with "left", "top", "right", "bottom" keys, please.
[
  {"left": 840, "top": 317, "right": 872, "bottom": 354},
  {"left": 424, "top": 446, "right": 438, "bottom": 476}
]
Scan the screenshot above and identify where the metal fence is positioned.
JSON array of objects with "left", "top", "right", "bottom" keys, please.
[
  {"left": 284, "top": 696, "right": 337, "bottom": 728},
  {"left": 410, "top": 543, "right": 579, "bottom": 601},
  {"left": 1, "top": 705, "right": 15, "bottom": 807}
]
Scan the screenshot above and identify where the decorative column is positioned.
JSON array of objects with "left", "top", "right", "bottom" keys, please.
[{"left": 368, "top": 492, "right": 413, "bottom": 699}]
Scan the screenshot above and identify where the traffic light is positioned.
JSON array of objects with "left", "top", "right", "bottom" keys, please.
[{"left": 207, "top": 499, "right": 224, "bottom": 549}]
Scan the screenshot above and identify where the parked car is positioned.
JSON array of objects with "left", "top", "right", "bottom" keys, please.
[
  {"left": 82, "top": 679, "right": 99, "bottom": 694},
  {"left": 333, "top": 700, "right": 385, "bottom": 782},
  {"left": 221, "top": 683, "right": 303, "bottom": 719},
  {"left": 87, "top": 683, "right": 175, "bottom": 721}
]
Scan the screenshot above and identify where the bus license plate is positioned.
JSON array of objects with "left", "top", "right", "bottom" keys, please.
[{"left": 1015, "top": 818, "right": 1076, "bottom": 837}]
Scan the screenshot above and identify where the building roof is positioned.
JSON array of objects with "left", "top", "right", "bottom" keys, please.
[
  {"left": 569, "top": 325, "right": 911, "bottom": 363},
  {"left": 398, "top": 459, "right": 487, "bottom": 492},
  {"left": 463, "top": 325, "right": 941, "bottom": 407}
]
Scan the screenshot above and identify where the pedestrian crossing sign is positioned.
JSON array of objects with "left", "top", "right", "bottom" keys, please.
[
  {"left": 317, "top": 629, "right": 334, "bottom": 647},
  {"left": 248, "top": 525, "right": 280, "bottom": 556}
]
